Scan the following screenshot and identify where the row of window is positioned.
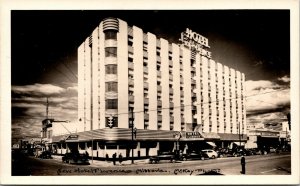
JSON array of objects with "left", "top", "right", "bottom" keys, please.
[{"left": 103, "top": 30, "right": 244, "bottom": 82}]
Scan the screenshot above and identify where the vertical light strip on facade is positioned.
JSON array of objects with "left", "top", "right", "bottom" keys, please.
[
  {"left": 91, "top": 28, "right": 99, "bottom": 130},
  {"left": 99, "top": 22, "right": 106, "bottom": 129},
  {"left": 172, "top": 44, "right": 181, "bottom": 131},
  {"left": 133, "top": 26, "right": 144, "bottom": 129},
  {"left": 160, "top": 38, "right": 170, "bottom": 130},
  {"left": 117, "top": 19, "right": 129, "bottom": 128},
  {"left": 147, "top": 32, "right": 158, "bottom": 130}
]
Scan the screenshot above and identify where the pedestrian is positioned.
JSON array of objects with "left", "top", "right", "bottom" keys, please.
[
  {"left": 112, "top": 152, "right": 116, "bottom": 165},
  {"left": 85, "top": 151, "right": 89, "bottom": 158},
  {"left": 240, "top": 155, "right": 246, "bottom": 174},
  {"left": 106, "top": 153, "right": 109, "bottom": 161},
  {"left": 118, "top": 153, "right": 123, "bottom": 165}
]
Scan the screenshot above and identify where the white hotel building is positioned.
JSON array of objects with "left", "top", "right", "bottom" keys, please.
[{"left": 52, "top": 17, "right": 247, "bottom": 159}]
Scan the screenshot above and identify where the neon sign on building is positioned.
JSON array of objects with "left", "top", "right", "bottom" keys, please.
[{"left": 179, "top": 28, "right": 212, "bottom": 58}]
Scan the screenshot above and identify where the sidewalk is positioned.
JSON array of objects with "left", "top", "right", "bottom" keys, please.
[{"left": 52, "top": 155, "right": 148, "bottom": 167}]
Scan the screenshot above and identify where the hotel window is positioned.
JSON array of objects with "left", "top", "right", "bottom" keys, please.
[
  {"left": 143, "top": 42, "right": 148, "bottom": 51},
  {"left": 128, "top": 40, "right": 133, "bottom": 46},
  {"left": 104, "top": 30, "right": 117, "bottom": 40},
  {"left": 106, "top": 99, "right": 118, "bottom": 109},
  {"left": 157, "top": 64, "right": 161, "bottom": 71},
  {"left": 128, "top": 57, "right": 133, "bottom": 62},
  {"left": 105, "top": 82, "right": 118, "bottom": 92},
  {"left": 157, "top": 95, "right": 161, "bottom": 101},
  {"left": 191, "top": 59, "right": 196, "bottom": 66},
  {"left": 105, "top": 47, "right": 117, "bottom": 57},
  {"left": 105, "top": 64, "right": 117, "bottom": 74}
]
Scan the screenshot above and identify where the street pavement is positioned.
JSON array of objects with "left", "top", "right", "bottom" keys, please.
[{"left": 50, "top": 152, "right": 291, "bottom": 175}]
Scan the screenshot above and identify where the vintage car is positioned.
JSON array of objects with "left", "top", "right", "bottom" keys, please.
[
  {"left": 201, "top": 149, "right": 218, "bottom": 159},
  {"left": 62, "top": 152, "right": 89, "bottom": 165},
  {"left": 38, "top": 151, "right": 52, "bottom": 159},
  {"left": 149, "top": 152, "right": 176, "bottom": 164},
  {"left": 181, "top": 151, "right": 209, "bottom": 161}
]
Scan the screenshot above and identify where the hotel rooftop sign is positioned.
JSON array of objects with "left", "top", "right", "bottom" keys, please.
[{"left": 179, "top": 28, "right": 212, "bottom": 58}]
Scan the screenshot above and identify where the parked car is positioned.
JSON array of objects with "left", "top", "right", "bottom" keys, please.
[
  {"left": 38, "top": 151, "right": 52, "bottom": 159},
  {"left": 269, "top": 147, "right": 277, "bottom": 153},
  {"left": 201, "top": 149, "right": 218, "bottom": 159},
  {"left": 216, "top": 148, "right": 230, "bottom": 158},
  {"left": 181, "top": 151, "right": 209, "bottom": 161},
  {"left": 149, "top": 152, "right": 176, "bottom": 164},
  {"left": 62, "top": 152, "right": 89, "bottom": 165},
  {"left": 247, "top": 148, "right": 262, "bottom": 155}
]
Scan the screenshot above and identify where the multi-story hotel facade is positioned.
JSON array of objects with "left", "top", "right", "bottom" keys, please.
[{"left": 52, "top": 17, "right": 247, "bottom": 159}]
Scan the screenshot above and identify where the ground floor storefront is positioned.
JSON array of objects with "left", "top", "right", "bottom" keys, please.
[{"left": 50, "top": 128, "right": 247, "bottom": 160}]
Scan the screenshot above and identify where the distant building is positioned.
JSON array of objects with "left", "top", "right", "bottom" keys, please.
[
  {"left": 245, "top": 121, "right": 290, "bottom": 149},
  {"left": 52, "top": 17, "right": 247, "bottom": 158}
]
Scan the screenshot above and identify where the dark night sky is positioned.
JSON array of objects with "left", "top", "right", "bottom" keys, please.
[
  {"left": 10, "top": 10, "right": 291, "bottom": 139},
  {"left": 11, "top": 10, "right": 290, "bottom": 86}
]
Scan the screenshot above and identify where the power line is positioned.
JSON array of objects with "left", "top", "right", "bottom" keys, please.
[{"left": 11, "top": 87, "right": 288, "bottom": 121}]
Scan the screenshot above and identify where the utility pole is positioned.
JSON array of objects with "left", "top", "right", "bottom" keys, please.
[
  {"left": 46, "top": 97, "right": 49, "bottom": 119},
  {"left": 238, "top": 122, "right": 241, "bottom": 147},
  {"left": 131, "top": 109, "right": 134, "bottom": 164}
]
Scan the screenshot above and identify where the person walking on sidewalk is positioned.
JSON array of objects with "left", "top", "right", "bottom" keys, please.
[
  {"left": 240, "top": 155, "right": 246, "bottom": 174},
  {"left": 112, "top": 152, "right": 117, "bottom": 165}
]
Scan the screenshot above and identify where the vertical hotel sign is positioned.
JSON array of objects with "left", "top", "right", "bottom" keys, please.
[{"left": 179, "top": 28, "right": 212, "bottom": 58}]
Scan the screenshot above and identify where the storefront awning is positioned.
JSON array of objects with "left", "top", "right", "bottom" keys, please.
[
  {"left": 218, "top": 133, "right": 247, "bottom": 141},
  {"left": 206, "top": 141, "right": 216, "bottom": 147},
  {"left": 233, "top": 142, "right": 245, "bottom": 146},
  {"left": 201, "top": 132, "right": 220, "bottom": 140}
]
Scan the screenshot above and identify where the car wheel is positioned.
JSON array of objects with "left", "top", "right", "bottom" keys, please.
[
  {"left": 183, "top": 157, "right": 187, "bottom": 161},
  {"left": 201, "top": 157, "right": 205, "bottom": 160},
  {"left": 211, "top": 155, "right": 215, "bottom": 159},
  {"left": 219, "top": 154, "right": 224, "bottom": 158},
  {"left": 149, "top": 160, "right": 153, "bottom": 164},
  {"left": 171, "top": 159, "right": 175, "bottom": 163}
]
